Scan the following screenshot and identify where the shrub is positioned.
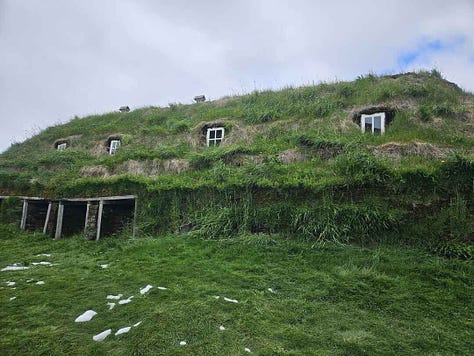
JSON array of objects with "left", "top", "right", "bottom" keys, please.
[
  {"left": 172, "top": 121, "right": 191, "bottom": 133},
  {"left": 291, "top": 199, "right": 401, "bottom": 244},
  {"left": 432, "top": 241, "right": 474, "bottom": 260},
  {"left": 333, "top": 152, "right": 392, "bottom": 184},
  {"left": 0, "top": 197, "right": 22, "bottom": 226},
  {"left": 417, "top": 104, "right": 432, "bottom": 122}
]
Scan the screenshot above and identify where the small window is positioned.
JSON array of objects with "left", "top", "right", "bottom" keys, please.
[
  {"left": 361, "top": 113, "right": 385, "bottom": 134},
  {"left": 206, "top": 127, "right": 224, "bottom": 146},
  {"left": 109, "top": 139, "right": 121, "bottom": 155},
  {"left": 57, "top": 143, "right": 67, "bottom": 151}
]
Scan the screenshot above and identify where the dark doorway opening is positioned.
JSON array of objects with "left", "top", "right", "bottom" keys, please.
[
  {"left": 100, "top": 199, "right": 135, "bottom": 238},
  {"left": 25, "top": 201, "right": 49, "bottom": 231},
  {"left": 62, "top": 202, "right": 87, "bottom": 237}
]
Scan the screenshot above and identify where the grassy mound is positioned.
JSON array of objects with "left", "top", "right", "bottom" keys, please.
[{"left": 1, "top": 228, "right": 473, "bottom": 354}]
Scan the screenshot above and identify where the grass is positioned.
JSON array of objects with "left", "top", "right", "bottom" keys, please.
[
  {"left": 1, "top": 70, "right": 473, "bottom": 191},
  {"left": 1, "top": 227, "right": 473, "bottom": 355}
]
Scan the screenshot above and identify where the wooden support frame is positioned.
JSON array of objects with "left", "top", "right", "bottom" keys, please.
[
  {"left": 43, "top": 202, "right": 52, "bottom": 234},
  {"left": 20, "top": 200, "right": 28, "bottom": 230},
  {"left": 54, "top": 201, "right": 64, "bottom": 240},
  {"left": 1, "top": 195, "right": 137, "bottom": 239},
  {"left": 84, "top": 202, "right": 91, "bottom": 233},
  {"left": 132, "top": 198, "right": 138, "bottom": 238},
  {"left": 96, "top": 200, "right": 104, "bottom": 241}
]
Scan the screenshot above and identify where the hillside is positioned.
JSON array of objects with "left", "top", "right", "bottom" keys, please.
[
  {"left": 1, "top": 229, "right": 473, "bottom": 354},
  {"left": 0, "top": 70, "right": 473, "bottom": 255},
  {"left": 1, "top": 70, "right": 473, "bottom": 188}
]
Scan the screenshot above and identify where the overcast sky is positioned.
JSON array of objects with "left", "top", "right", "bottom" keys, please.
[{"left": 1, "top": 0, "right": 473, "bottom": 153}]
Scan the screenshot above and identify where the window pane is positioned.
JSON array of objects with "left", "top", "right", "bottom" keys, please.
[
  {"left": 209, "top": 130, "right": 215, "bottom": 139},
  {"left": 373, "top": 116, "right": 381, "bottom": 128},
  {"left": 215, "top": 129, "right": 222, "bottom": 139},
  {"left": 215, "top": 138, "right": 222, "bottom": 146},
  {"left": 373, "top": 116, "right": 382, "bottom": 133}
]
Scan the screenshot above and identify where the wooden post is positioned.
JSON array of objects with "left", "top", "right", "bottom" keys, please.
[
  {"left": 84, "top": 202, "right": 91, "bottom": 233},
  {"left": 54, "top": 201, "right": 64, "bottom": 240},
  {"left": 43, "top": 202, "right": 52, "bottom": 234},
  {"left": 96, "top": 200, "right": 104, "bottom": 241},
  {"left": 132, "top": 198, "right": 138, "bottom": 238},
  {"left": 20, "top": 200, "right": 28, "bottom": 230}
]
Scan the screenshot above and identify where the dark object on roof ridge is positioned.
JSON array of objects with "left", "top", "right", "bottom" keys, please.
[
  {"left": 194, "top": 95, "right": 206, "bottom": 103},
  {"left": 119, "top": 106, "right": 130, "bottom": 112}
]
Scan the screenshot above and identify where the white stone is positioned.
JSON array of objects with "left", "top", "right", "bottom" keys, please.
[
  {"left": 2, "top": 265, "right": 29, "bottom": 271},
  {"left": 115, "top": 327, "right": 131, "bottom": 336},
  {"left": 118, "top": 296, "right": 134, "bottom": 305},
  {"left": 106, "top": 294, "right": 123, "bottom": 300},
  {"left": 75, "top": 310, "right": 97, "bottom": 322},
  {"left": 93, "top": 329, "right": 111, "bottom": 342},
  {"left": 180, "top": 341, "right": 187, "bottom": 346},
  {"left": 140, "top": 284, "right": 153, "bottom": 295},
  {"left": 107, "top": 302, "right": 116, "bottom": 310},
  {"left": 223, "top": 297, "right": 238, "bottom": 303},
  {"left": 31, "top": 261, "right": 53, "bottom": 266},
  {"left": 219, "top": 325, "right": 225, "bottom": 331},
  {"left": 36, "top": 281, "right": 45, "bottom": 285}
]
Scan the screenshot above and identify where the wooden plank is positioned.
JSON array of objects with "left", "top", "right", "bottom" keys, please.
[
  {"left": 84, "top": 202, "right": 91, "bottom": 233},
  {"left": 63, "top": 195, "right": 136, "bottom": 202},
  {"left": 96, "top": 200, "right": 104, "bottom": 241},
  {"left": 1, "top": 195, "right": 136, "bottom": 203},
  {"left": 43, "top": 202, "right": 52, "bottom": 234},
  {"left": 54, "top": 202, "right": 64, "bottom": 240},
  {"left": 20, "top": 200, "right": 28, "bottom": 230},
  {"left": 132, "top": 197, "right": 138, "bottom": 238}
]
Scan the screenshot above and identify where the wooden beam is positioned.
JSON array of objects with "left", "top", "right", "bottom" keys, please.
[
  {"left": 20, "top": 200, "right": 28, "bottom": 230},
  {"left": 43, "top": 202, "right": 52, "bottom": 234},
  {"left": 132, "top": 197, "right": 138, "bottom": 238},
  {"left": 1, "top": 194, "right": 136, "bottom": 203},
  {"left": 84, "top": 202, "right": 91, "bottom": 233},
  {"left": 54, "top": 201, "right": 64, "bottom": 240},
  {"left": 96, "top": 200, "right": 104, "bottom": 241}
]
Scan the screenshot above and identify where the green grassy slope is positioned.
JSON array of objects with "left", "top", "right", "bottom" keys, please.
[
  {"left": 0, "top": 70, "right": 473, "bottom": 253},
  {"left": 1, "top": 227, "right": 473, "bottom": 355},
  {"left": 0, "top": 70, "right": 473, "bottom": 195}
]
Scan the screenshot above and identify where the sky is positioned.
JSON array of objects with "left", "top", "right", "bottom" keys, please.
[{"left": 1, "top": 0, "right": 474, "bottom": 153}]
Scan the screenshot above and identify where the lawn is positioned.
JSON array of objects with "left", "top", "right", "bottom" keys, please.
[{"left": 1, "top": 227, "right": 473, "bottom": 355}]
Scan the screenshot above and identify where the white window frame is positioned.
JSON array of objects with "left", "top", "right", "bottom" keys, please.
[
  {"left": 206, "top": 127, "right": 225, "bottom": 147},
  {"left": 57, "top": 143, "right": 67, "bottom": 151},
  {"left": 361, "top": 112, "right": 386, "bottom": 134},
  {"left": 109, "top": 139, "right": 121, "bottom": 155}
]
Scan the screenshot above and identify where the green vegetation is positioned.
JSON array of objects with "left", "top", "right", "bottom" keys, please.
[
  {"left": 0, "top": 70, "right": 473, "bottom": 354},
  {"left": 0, "top": 70, "right": 473, "bottom": 192},
  {"left": 0, "top": 70, "right": 473, "bottom": 256},
  {"left": 1, "top": 228, "right": 473, "bottom": 355}
]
